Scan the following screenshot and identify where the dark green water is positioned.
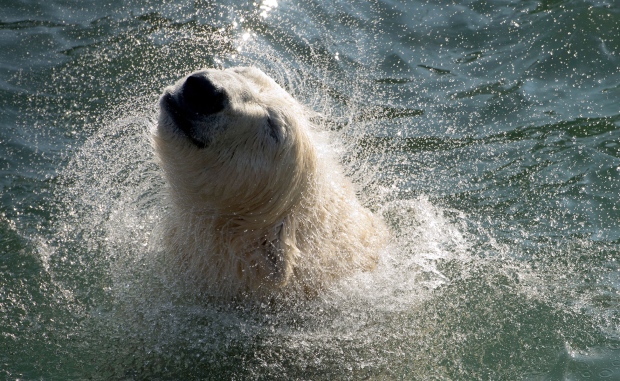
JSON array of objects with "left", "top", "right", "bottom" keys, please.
[{"left": 1, "top": 0, "right": 619, "bottom": 379}]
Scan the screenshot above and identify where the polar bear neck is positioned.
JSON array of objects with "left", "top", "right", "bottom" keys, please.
[{"left": 153, "top": 130, "right": 320, "bottom": 234}]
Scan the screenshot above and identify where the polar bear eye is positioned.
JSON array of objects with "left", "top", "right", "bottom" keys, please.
[{"left": 266, "top": 116, "right": 281, "bottom": 143}]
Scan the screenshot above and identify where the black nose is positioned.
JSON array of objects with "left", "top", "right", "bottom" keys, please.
[{"left": 181, "top": 73, "right": 227, "bottom": 116}]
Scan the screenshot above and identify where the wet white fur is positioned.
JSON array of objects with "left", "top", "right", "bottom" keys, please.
[{"left": 152, "top": 67, "right": 387, "bottom": 299}]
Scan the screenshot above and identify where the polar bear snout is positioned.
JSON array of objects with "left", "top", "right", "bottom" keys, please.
[
  {"left": 181, "top": 73, "right": 228, "bottom": 117},
  {"left": 159, "top": 71, "right": 231, "bottom": 148}
]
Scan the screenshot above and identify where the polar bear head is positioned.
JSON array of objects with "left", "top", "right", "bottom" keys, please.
[
  {"left": 153, "top": 67, "right": 319, "bottom": 288},
  {"left": 154, "top": 67, "right": 316, "bottom": 221}
]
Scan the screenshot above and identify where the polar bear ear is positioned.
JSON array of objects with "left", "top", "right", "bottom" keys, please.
[{"left": 264, "top": 220, "right": 299, "bottom": 286}]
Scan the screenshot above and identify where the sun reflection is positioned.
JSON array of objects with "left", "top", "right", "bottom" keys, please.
[{"left": 259, "top": 0, "right": 278, "bottom": 19}]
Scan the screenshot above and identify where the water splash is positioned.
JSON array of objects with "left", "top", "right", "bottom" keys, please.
[{"left": 7, "top": 0, "right": 617, "bottom": 378}]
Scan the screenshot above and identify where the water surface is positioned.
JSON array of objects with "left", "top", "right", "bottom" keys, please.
[{"left": 1, "top": 0, "right": 619, "bottom": 379}]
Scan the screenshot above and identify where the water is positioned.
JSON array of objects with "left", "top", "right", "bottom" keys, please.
[{"left": 1, "top": 0, "right": 619, "bottom": 379}]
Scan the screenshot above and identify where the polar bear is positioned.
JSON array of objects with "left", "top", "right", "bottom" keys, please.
[{"left": 153, "top": 67, "right": 387, "bottom": 299}]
